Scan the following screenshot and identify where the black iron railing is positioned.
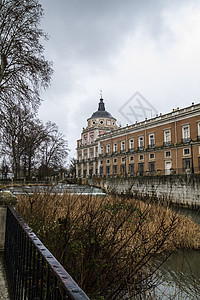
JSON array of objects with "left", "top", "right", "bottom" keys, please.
[{"left": 4, "top": 205, "right": 90, "bottom": 300}]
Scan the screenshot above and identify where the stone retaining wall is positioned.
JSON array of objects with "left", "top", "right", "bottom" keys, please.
[{"left": 86, "top": 175, "right": 200, "bottom": 208}]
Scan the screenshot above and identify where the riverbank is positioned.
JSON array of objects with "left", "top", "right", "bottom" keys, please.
[{"left": 84, "top": 174, "right": 200, "bottom": 209}]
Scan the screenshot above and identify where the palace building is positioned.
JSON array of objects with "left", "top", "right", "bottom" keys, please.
[{"left": 76, "top": 97, "right": 200, "bottom": 178}]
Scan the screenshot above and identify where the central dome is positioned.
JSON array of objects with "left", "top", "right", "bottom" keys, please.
[{"left": 89, "top": 98, "right": 115, "bottom": 119}]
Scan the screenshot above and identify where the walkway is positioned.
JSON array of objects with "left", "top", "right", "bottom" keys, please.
[{"left": 0, "top": 254, "right": 10, "bottom": 300}]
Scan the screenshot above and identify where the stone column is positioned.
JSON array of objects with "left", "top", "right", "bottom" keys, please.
[{"left": 0, "top": 191, "right": 17, "bottom": 252}]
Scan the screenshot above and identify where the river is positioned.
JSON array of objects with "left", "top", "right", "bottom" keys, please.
[
  {"left": 154, "top": 206, "right": 200, "bottom": 299},
  {"left": 1, "top": 183, "right": 200, "bottom": 299}
]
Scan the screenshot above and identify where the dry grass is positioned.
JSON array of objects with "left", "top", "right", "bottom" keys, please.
[
  {"left": 17, "top": 192, "right": 200, "bottom": 252},
  {"left": 16, "top": 191, "right": 200, "bottom": 299}
]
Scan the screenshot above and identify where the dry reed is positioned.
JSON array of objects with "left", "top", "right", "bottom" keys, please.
[{"left": 16, "top": 191, "right": 200, "bottom": 299}]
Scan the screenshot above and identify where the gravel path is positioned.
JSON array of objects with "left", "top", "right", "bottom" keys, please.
[{"left": 0, "top": 255, "right": 10, "bottom": 300}]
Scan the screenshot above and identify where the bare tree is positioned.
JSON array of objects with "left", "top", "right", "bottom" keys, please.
[
  {"left": 0, "top": 102, "right": 29, "bottom": 179},
  {"left": 21, "top": 118, "right": 47, "bottom": 180},
  {"left": 0, "top": 0, "right": 53, "bottom": 110},
  {"left": 67, "top": 157, "right": 76, "bottom": 177},
  {"left": 0, "top": 1, "right": 69, "bottom": 181},
  {"left": 39, "top": 121, "right": 68, "bottom": 179},
  {"left": 0, "top": 102, "right": 37, "bottom": 178}
]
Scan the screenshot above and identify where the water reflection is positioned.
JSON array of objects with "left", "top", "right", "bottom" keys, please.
[
  {"left": 155, "top": 250, "right": 200, "bottom": 299},
  {"left": 154, "top": 205, "right": 200, "bottom": 299},
  {"left": 172, "top": 206, "right": 200, "bottom": 225}
]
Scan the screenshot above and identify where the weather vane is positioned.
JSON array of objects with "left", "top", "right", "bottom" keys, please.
[{"left": 100, "top": 89, "right": 103, "bottom": 99}]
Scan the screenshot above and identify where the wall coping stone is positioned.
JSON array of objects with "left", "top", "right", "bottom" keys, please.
[{"left": 0, "top": 191, "right": 17, "bottom": 206}]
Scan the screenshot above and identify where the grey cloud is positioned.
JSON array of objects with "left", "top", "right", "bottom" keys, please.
[
  {"left": 39, "top": 0, "right": 200, "bottom": 156},
  {"left": 41, "top": 0, "right": 172, "bottom": 63}
]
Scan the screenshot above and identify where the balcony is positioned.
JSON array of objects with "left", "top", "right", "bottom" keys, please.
[
  {"left": 129, "top": 148, "right": 134, "bottom": 153},
  {"left": 120, "top": 149, "right": 126, "bottom": 154},
  {"left": 181, "top": 138, "right": 191, "bottom": 144},
  {"left": 163, "top": 141, "right": 171, "bottom": 147},
  {"left": 148, "top": 144, "right": 155, "bottom": 149},
  {"left": 137, "top": 146, "right": 144, "bottom": 151},
  {"left": 99, "top": 153, "right": 103, "bottom": 157},
  {"left": 112, "top": 151, "right": 118, "bottom": 155}
]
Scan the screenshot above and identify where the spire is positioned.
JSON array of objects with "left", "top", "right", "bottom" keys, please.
[
  {"left": 88, "top": 92, "right": 115, "bottom": 120},
  {"left": 98, "top": 98, "right": 105, "bottom": 111}
]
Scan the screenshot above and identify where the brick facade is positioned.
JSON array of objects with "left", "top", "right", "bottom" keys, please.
[{"left": 76, "top": 100, "right": 200, "bottom": 177}]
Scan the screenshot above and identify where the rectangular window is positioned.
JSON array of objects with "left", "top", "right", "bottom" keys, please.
[
  {"left": 138, "top": 163, "right": 144, "bottom": 176},
  {"left": 100, "top": 166, "right": 103, "bottom": 175},
  {"left": 129, "top": 164, "right": 134, "bottom": 174},
  {"left": 138, "top": 136, "right": 144, "bottom": 150},
  {"left": 113, "top": 165, "right": 118, "bottom": 175},
  {"left": 106, "top": 144, "right": 110, "bottom": 154},
  {"left": 129, "top": 139, "right": 134, "bottom": 150},
  {"left": 113, "top": 143, "right": 117, "bottom": 153},
  {"left": 106, "top": 159, "right": 110, "bottom": 164},
  {"left": 183, "top": 148, "right": 190, "bottom": 156},
  {"left": 107, "top": 120, "right": 111, "bottom": 125},
  {"left": 90, "top": 135, "right": 94, "bottom": 144},
  {"left": 149, "top": 153, "right": 155, "bottom": 160},
  {"left": 106, "top": 166, "right": 110, "bottom": 175},
  {"left": 182, "top": 125, "right": 190, "bottom": 142},
  {"left": 130, "top": 156, "right": 134, "bottom": 162},
  {"left": 101, "top": 160, "right": 103, "bottom": 165},
  {"left": 113, "top": 158, "right": 117, "bottom": 164},
  {"left": 165, "top": 161, "right": 172, "bottom": 175},
  {"left": 139, "top": 155, "right": 144, "bottom": 161},
  {"left": 121, "top": 157, "right": 126, "bottom": 162},
  {"left": 121, "top": 141, "right": 125, "bottom": 151},
  {"left": 164, "top": 130, "right": 171, "bottom": 145},
  {"left": 182, "top": 158, "right": 191, "bottom": 171},
  {"left": 149, "top": 162, "right": 155, "bottom": 174},
  {"left": 198, "top": 123, "right": 200, "bottom": 140},
  {"left": 100, "top": 146, "right": 103, "bottom": 155},
  {"left": 149, "top": 134, "right": 155, "bottom": 148},
  {"left": 165, "top": 151, "right": 171, "bottom": 158},
  {"left": 120, "top": 165, "right": 126, "bottom": 175}
]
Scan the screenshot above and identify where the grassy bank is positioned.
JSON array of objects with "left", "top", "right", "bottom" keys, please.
[{"left": 16, "top": 192, "right": 200, "bottom": 299}]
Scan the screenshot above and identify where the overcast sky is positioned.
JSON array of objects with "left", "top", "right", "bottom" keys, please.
[{"left": 39, "top": 0, "right": 200, "bottom": 162}]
